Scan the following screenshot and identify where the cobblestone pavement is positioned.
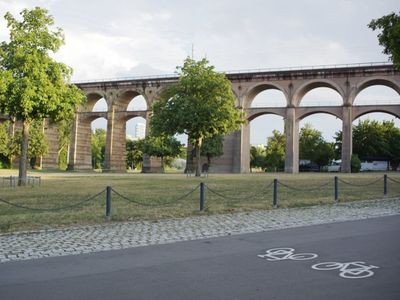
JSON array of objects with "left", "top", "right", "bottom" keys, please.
[{"left": 1, "top": 198, "right": 399, "bottom": 263}]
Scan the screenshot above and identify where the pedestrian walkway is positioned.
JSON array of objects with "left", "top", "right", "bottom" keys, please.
[{"left": 0, "top": 198, "right": 399, "bottom": 263}]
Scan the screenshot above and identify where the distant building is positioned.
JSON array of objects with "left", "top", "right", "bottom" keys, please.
[{"left": 135, "top": 123, "right": 146, "bottom": 139}]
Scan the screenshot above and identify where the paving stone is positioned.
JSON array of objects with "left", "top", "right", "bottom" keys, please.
[{"left": 0, "top": 198, "right": 399, "bottom": 263}]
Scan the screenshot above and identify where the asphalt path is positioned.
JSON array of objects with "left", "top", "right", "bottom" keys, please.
[{"left": 1, "top": 215, "right": 399, "bottom": 300}]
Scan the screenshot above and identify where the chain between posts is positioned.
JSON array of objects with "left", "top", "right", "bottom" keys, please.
[
  {"left": 0, "top": 189, "right": 106, "bottom": 212},
  {"left": 111, "top": 184, "right": 200, "bottom": 207},
  {"left": 338, "top": 177, "right": 383, "bottom": 187},
  {"left": 204, "top": 181, "right": 274, "bottom": 201}
]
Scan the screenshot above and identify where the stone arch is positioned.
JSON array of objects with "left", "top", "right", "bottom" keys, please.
[
  {"left": 296, "top": 108, "right": 342, "bottom": 121},
  {"left": 244, "top": 83, "right": 288, "bottom": 109},
  {"left": 247, "top": 109, "right": 286, "bottom": 121},
  {"left": 85, "top": 92, "right": 108, "bottom": 112},
  {"left": 352, "top": 77, "right": 400, "bottom": 105},
  {"left": 353, "top": 108, "right": 400, "bottom": 121},
  {"left": 117, "top": 90, "right": 148, "bottom": 111},
  {"left": 249, "top": 113, "right": 285, "bottom": 150},
  {"left": 293, "top": 79, "right": 344, "bottom": 107}
]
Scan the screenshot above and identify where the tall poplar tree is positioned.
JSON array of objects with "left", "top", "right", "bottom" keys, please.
[{"left": 0, "top": 7, "right": 84, "bottom": 184}]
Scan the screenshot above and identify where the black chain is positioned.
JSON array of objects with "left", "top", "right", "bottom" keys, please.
[
  {"left": 387, "top": 176, "right": 400, "bottom": 184},
  {"left": 111, "top": 185, "right": 200, "bottom": 207},
  {"left": 205, "top": 181, "right": 274, "bottom": 201},
  {"left": 0, "top": 189, "right": 106, "bottom": 212},
  {"left": 338, "top": 177, "right": 382, "bottom": 187},
  {"left": 278, "top": 180, "right": 332, "bottom": 192}
]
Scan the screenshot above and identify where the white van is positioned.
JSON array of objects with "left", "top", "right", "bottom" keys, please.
[
  {"left": 360, "top": 161, "right": 388, "bottom": 171},
  {"left": 327, "top": 160, "right": 341, "bottom": 172}
]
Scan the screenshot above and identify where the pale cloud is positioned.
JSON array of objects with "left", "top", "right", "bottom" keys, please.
[{"left": 1, "top": 0, "right": 399, "bottom": 143}]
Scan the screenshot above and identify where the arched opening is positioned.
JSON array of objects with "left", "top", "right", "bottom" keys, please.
[
  {"left": 91, "top": 98, "right": 108, "bottom": 112},
  {"left": 352, "top": 112, "right": 400, "bottom": 171},
  {"left": 126, "top": 116, "right": 146, "bottom": 172},
  {"left": 251, "top": 89, "right": 286, "bottom": 108},
  {"left": 249, "top": 114, "right": 285, "bottom": 172},
  {"left": 300, "top": 87, "right": 342, "bottom": 107},
  {"left": 354, "top": 86, "right": 400, "bottom": 106},
  {"left": 91, "top": 117, "right": 107, "bottom": 170},
  {"left": 86, "top": 94, "right": 108, "bottom": 112},
  {"left": 127, "top": 95, "right": 148, "bottom": 111},
  {"left": 298, "top": 113, "right": 342, "bottom": 171}
]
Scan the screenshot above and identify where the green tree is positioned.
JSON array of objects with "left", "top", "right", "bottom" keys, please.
[
  {"left": 352, "top": 119, "right": 388, "bottom": 158},
  {"left": 140, "top": 135, "right": 182, "bottom": 170},
  {"left": 151, "top": 57, "right": 245, "bottom": 176},
  {"left": 335, "top": 119, "right": 400, "bottom": 170},
  {"left": 91, "top": 128, "right": 106, "bottom": 169},
  {"left": 10, "top": 120, "right": 49, "bottom": 168},
  {"left": 201, "top": 135, "right": 224, "bottom": 165},
  {"left": 0, "top": 121, "right": 11, "bottom": 168},
  {"left": 351, "top": 154, "right": 361, "bottom": 173},
  {"left": 126, "top": 139, "right": 143, "bottom": 170},
  {"left": 57, "top": 119, "right": 73, "bottom": 170},
  {"left": 369, "top": 12, "right": 400, "bottom": 68},
  {"left": 333, "top": 130, "right": 342, "bottom": 159},
  {"left": 0, "top": 7, "right": 84, "bottom": 184},
  {"left": 265, "top": 130, "right": 285, "bottom": 171},
  {"left": 300, "top": 124, "right": 334, "bottom": 169},
  {"left": 382, "top": 120, "right": 400, "bottom": 170},
  {"left": 250, "top": 146, "right": 266, "bottom": 171}
]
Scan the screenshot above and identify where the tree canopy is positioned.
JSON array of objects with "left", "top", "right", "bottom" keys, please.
[
  {"left": 91, "top": 128, "right": 106, "bottom": 169},
  {"left": 299, "top": 124, "right": 334, "bottom": 169},
  {"left": 151, "top": 57, "right": 245, "bottom": 176},
  {"left": 140, "top": 135, "right": 182, "bottom": 170},
  {"left": 265, "top": 130, "right": 286, "bottom": 171},
  {"left": 334, "top": 119, "right": 400, "bottom": 170},
  {"left": 201, "top": 135, "right": 224, "bottom": 165},
  {"left": 126, "top": 139, "right": 143, "bottom": 170},
  {"left": 0, "top": 7, "right": 84, "bottom": 184},
  {"left": 369, "top": 11, "right": 400, "bottom": 68}
]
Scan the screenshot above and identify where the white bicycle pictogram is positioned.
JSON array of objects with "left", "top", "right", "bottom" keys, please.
[
  {"left": 257, "top": 248, "right": 318, "bottom": 261},
  {"left": 311, "top": 261, "right": 379, "bottom": 279}
]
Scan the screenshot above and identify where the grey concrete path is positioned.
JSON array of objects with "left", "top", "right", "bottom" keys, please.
[
  {"left": 0, "top": 215, "right": 399, "bottom": 299},
  {"left": 1, "top": 198, "right": 399, "bottom": 263}
]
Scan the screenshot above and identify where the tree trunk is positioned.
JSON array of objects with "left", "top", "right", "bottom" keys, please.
[
  {"left": 195, "top": 138, "right": 202, "bottom": 177},
  {"left": 18, "top": 121, "right": 30, "bottom": 186}
]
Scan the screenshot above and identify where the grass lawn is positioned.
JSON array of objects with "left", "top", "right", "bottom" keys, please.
[{"left": 0, "top": 170, "right": 399, "bottom": 233}]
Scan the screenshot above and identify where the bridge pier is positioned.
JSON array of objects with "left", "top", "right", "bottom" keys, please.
[
  {"left": 341, "top": 106, "right": 353, "bottom": 173},
  {"left": 284, "top": 107, "right": 299, "bottom": 173},
  {"left": 103, "top": 109, "right": 126, "bottom": 172},
  {"left": 67, "top": 114, "right": 93, "bottom": 171}
]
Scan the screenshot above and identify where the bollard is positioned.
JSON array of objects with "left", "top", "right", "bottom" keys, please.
[
  {"left": 273, "top": 179, "right": 278, "bottom": 208},
  {"left": 334, "top": 176, "right": 339, "bottom": 202},
  {"left": 106, "top": 186, "right": 112, "bottom": 221},
  {"left": 199, "top": 182, "right": 205, "bottom": 211},
  {"left": 384, "top": 174, "right": 387, "bottom": 196}
]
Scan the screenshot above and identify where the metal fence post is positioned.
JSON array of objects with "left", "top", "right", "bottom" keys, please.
[
  {"left": 106, "top": 186, "right": 112, "bottom": 221},
  {"left": 384, "top": 174, "right": 387, "bottom": 197},
  {"left": 200, "top": 182, "right": 205, "bottom": 211},
  {"left": 334, "top": 176, "right": 339, "bottom": 202},
  {"left": 273, "top": 179, "right": 278, "bottom": 208}
]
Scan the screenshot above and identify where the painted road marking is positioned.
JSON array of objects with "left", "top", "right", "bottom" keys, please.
[
  {"left": 311, "top": 261, "right": 379, "bottom": 279},
  {"left": 258, "top": 248, "right": 379, "bottom": 279},
  {"left": 257, "top": 248, "right": 318, "bottom": 261}
]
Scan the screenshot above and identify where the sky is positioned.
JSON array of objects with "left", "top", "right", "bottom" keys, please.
[{"left": 1, "top": 0, "right": 399, "bottom": 144}]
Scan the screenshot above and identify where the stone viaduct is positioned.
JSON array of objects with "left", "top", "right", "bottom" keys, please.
[{"left": 2, "top": 63, "right": 399, "bottom": 173}]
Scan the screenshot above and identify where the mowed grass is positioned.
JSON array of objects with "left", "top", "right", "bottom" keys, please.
[{"left": 0, "top": 170, "right": 399, "bottom": 233}]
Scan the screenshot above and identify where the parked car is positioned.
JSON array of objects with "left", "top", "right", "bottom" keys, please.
[
  {"left": 327, "top": 160, "right": 341, "bottom": 172},
  {"left": 360, "top": 161, "right": 388, "bottom": 172},
  {"left": 299, "top": 162, "right": 320, "bottom": 172}
]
